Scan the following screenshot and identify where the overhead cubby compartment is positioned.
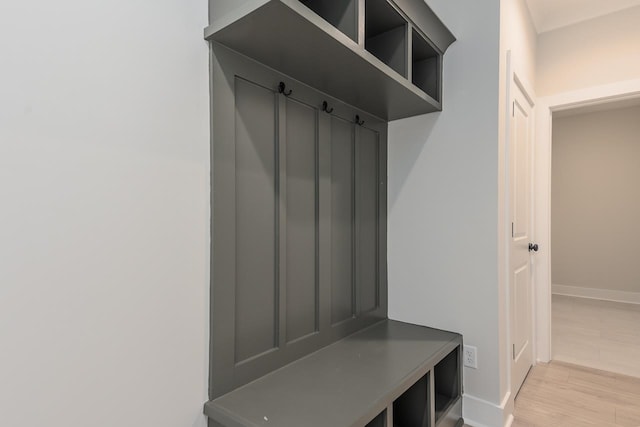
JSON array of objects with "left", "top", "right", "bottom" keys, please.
[
  {"left": 365, "top": 0, "right": 408, "bottom": 78},
  {"left": 299, "top": 0, "right": 358, "bottom": 42},
  {"left": 412, "top": 28, "right": 440, "bottom": 102},
  {"left": 204, "top": 0, "right": 455, "bottom": 120}
]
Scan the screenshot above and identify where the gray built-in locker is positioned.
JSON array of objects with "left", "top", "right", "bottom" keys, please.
[{"left": 207, "top": 1, "right": 462, "bottom": 426}]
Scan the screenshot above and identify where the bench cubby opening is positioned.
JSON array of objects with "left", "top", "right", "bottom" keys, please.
[
  {"left": 365, "top": 410, "right": 387, "bottom": 427},
  {"left": 393, "top": 372, "right": 430, "bottom": 427},
  {"left": 434, "top": 346, "right": 461, "bottom": 424}
]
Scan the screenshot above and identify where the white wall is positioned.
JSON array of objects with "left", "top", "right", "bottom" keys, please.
[
  {"left": 0, "top": 1, "right": 210, "bottom": 427},
  {"left": 501, "top": 0, "right": 537, "bottom": 87},
  {"left": 552, "top": 105, "right": 640, "bottom": 294},
  {"left": 537, "top": 6, "right": 640, "bottom": 96},
  {"left": 388, "top": 1, "right": 503, "bottom": 424}
]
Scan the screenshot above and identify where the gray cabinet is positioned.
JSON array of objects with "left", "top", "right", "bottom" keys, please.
[
  {"left": 211, "top": 45, "right": 387, "bottom": 398},
  {"left": 206, "top": 1, "right": 462, "bottom": 426},
  {"left": 205, "top": 0, "right": 454, "bottom": 120}
]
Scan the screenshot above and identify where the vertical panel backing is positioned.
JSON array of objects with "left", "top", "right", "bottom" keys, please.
[
  {"left": 234, "top": 77, "right": 278, "bottom": 363},
  {"left": 330, "top": 116, "right": 355, "bottom": 324},
  {"left": 356, "top": 126, "right": 380, "bottom": 313},
  {"left": 285, "top": 98, "right": 319, "bottom": 342},
  {"left": 210, "top": 43, "right": 388, "bottom": 398}
]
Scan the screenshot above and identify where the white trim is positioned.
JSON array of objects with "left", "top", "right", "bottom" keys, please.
[
  {"left": 547, "top": 80, "right": 640, "bottom": 113},
  {"left": 513, "top": 72, "right": 535, "bottom": 108},
  {"left": 553, "top": 284, "right": 640, "bottom": 305},
  {"left": 502, "top": 391, "right": 514, "bottom": 427},
  {"left": 534, "top": 77, "right": 640, "bottom": 364},
  {"left": 504, "top": 414, "right": 515, "bottom": 427},
  {"left": 463, "top": 392, "right": 513, "bottom": 427}
]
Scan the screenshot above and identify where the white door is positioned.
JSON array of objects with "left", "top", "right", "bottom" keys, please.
[{"left": 509, "top": 79, "right": 535, "bottom": 396}]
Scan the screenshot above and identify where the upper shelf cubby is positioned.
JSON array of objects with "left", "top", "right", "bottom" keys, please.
[
  {"left": 365, "top": 0, "right": 408, "bottom": 78},
  {"left": 300, "top": 0, "right": 358, "bottom": 42},
  {"left": 205, "top": 0, "right": 455, "bottom": 120},
  {"left": 412, "top": 28, "right": 440, "bottom": 102}
]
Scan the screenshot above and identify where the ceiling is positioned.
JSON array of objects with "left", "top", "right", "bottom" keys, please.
[{"left": 525, "top": 0, "right": 640, "bottom": 33}]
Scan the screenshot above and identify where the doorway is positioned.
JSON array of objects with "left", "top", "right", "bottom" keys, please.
[
  {"left": 549, "top": 100, "right": 640, "bottom": 377},
  {"left": 533, "top": 79, "right": 640, "bottom": 367}
]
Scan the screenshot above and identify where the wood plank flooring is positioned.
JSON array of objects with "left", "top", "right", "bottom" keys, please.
[
  {"left": 553, "top": 295, "right": 640, "bottom": 378},
  {"left": 513, "top": 361, "right": 640, "bottom": 426}
]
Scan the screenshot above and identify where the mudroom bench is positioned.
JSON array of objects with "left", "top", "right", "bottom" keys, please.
[{"left": 204, "top": 320, "right": 463, "bottom": 427}]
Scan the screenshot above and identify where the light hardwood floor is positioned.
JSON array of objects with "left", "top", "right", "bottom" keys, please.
[
  {"left": 512, "top": 361, "right": 640, "bottom": 426},
  {"left": 553, "top": 295, "right": 640, "bottom": 378}
]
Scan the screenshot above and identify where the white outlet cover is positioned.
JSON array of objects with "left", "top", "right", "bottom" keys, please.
[{"left": 463, "top": 345, "right": 478, "bottom": 369}]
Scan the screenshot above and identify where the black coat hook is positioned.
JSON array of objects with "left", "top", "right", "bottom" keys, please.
[
  {"left": 278, "top": 82, "right": 292, "bottom": 97},
  {"left": 322, "top": 101, "right": 334, "bottom": 114},
  {"left": 354, "top": 115, "right": 365, "bottom": 126}
]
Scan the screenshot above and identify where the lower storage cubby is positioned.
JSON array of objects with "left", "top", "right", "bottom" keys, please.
[
  {"left": 434, "top": 347, "right": 461, "bottom": 424},
  {"left": 365, "top": 410, "right": 387, "bottom": 427},
  {"left": 393, "top": 373, "right": 429, "bottom": 427}
]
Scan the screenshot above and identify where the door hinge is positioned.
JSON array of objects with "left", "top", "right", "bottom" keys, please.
[
  {"left": 512, "top": 101, "right": 515, "bottom": 117},
  {"left": 512, "top": 222, "right": 514, "bottom": 238},
  {"left": 513, "top": 344, "right": 516, "bottom": 360}
]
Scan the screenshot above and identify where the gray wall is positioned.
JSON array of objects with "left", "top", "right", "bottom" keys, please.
[
  {"left": 552, "top": 105, "right": 640, "bottom": 293},
  {"left": 388, "top": 0, "right": 504, "bottom": 419}
]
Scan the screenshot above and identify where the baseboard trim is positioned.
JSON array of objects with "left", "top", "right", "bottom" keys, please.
[
  {"left": 463, "top": 392, "right": 512, "bottom": 427},
  {"left": 504, "top": 414, "right": 514, "bottom": 427},
  {"left": 553, "top": 284, "right": 640, "bottom": 305}
]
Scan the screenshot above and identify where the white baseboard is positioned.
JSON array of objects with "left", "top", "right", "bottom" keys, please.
[
  {"left": 504, "top": 414, "right": 514, "bottom": 427},
  {"left": 463, "top": 392, "right": 512, "bottom": 427},
  {"left": 553, "top": 284, "right": 640, "bottom": 305}
]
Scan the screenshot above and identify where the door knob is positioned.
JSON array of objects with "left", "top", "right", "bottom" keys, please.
[{"left": 528, "top": 243, "right": 539, "bottom": 252}]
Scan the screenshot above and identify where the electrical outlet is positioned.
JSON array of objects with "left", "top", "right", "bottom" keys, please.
[{"left": 463, "top": 345, "right": 478, "bottom": 369}]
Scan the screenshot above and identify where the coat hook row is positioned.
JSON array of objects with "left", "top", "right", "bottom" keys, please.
[
  {"left": 322, "top": 101, "right": 334, "bottom": 114},
  {"left": 354, "top": 115, "right": 365, "bottom": 126},
  {"left": 278, "top": 81, "right": 292, "bottom": 97}
]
